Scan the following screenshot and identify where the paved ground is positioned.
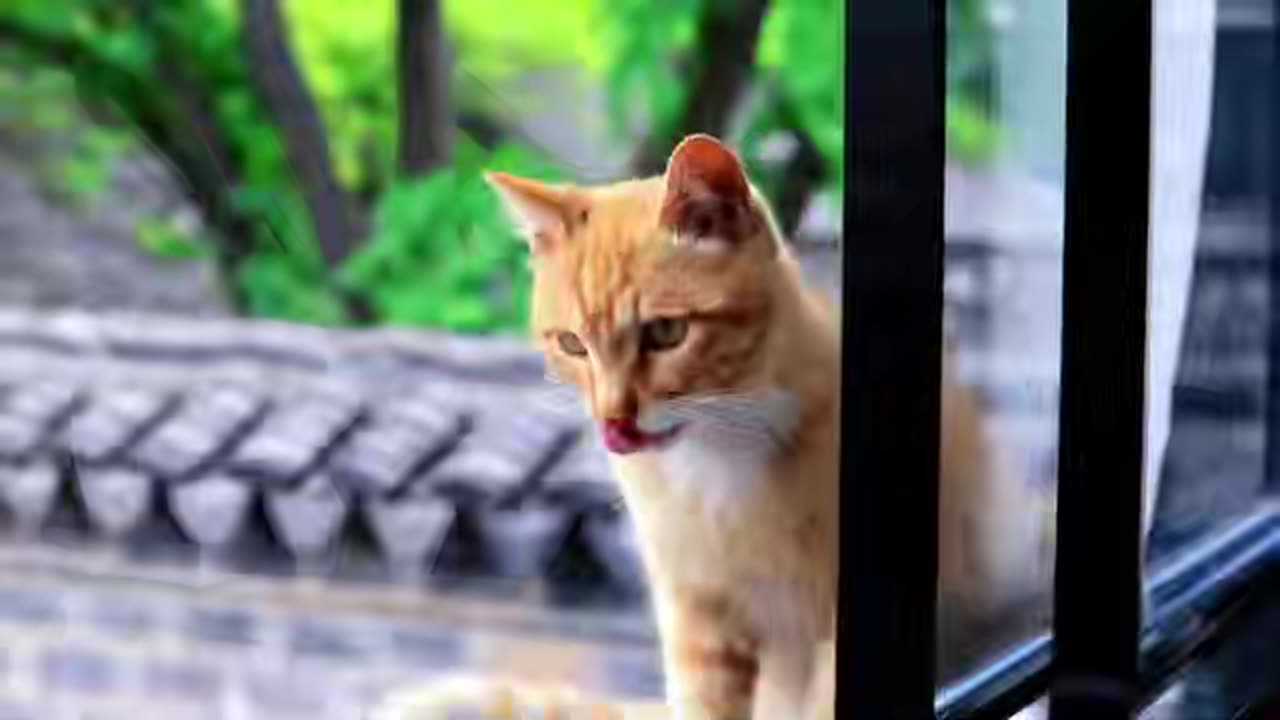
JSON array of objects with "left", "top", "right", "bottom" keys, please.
[{"left": 0, "top": 546, "right": 661, "bottom": 720}]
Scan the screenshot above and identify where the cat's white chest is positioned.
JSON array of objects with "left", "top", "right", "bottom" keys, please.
[
  {"left": 654, "top": 433, "right": 768, "bottom": 521},
  {"left": 646, "top": 387, "right": 800, "bottom": 520}
]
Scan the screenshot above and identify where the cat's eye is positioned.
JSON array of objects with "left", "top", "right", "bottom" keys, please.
[
  {"left": 556, "top": 331, "right": 588, "bottom": 357},
  {"left": 641, "top": 317, "right": 688, "bottom": 351}
]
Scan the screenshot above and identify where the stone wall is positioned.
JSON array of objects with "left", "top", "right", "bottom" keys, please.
[{"left": 0, "top": 552, "right": 660, "bottom": 720}]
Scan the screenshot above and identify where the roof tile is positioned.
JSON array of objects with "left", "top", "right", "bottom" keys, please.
[
  {"left": 326, "top": 386, "right": 466, "bottom": 496},
  {"left": 0, "top": 382, "right": 81, "bottom": 461},
  {"left": 360, "top": 494, "right": 455, "bottom": 575},
  {"left": 538, "top": 432, "right": 618, "bottom": 510},
  {"left": 76, "top": 467, "right": 154, "bottom": 538},
  {"left": 263, "top": 473, "right": 351, "bottom": 560},
  {"left": 472, "top": 504, "right": 575, "bottom": 580},
  {"left": 224, "top": 389, "right": 363, "bottom": 486},
  {"left": 59, "top": 387, "right": 174, "bottom": 465},
  {"left": 130, "top": 384, "right": 266, "bottom": 480},
  {"left": 0, "top": 459, "right": 63, "bottom": 531},
  {"left": 424, "top": 401, "right": 577, "bottom": 504},
  {"left": 168, "top": 473, "right": 255, "bottom": 549}
]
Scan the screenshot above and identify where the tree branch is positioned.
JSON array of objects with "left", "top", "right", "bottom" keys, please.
[
  {"left": 628, "top": 0, "right": 771, "bottom": 176},
  {"left": 132, "top": 3, "right": 259, "bottom": 271},
  {"left": 457, "top": 111, "right": 505, "bottom": 150},
  {"left": 239, "top": 0, "right": 360, "bottom": 267},
  {"left": 774, "top": 130, "right": 825, "bottom": 240},
  {"left": 396, "top": 0, "right": 452, "bottom": 176},
  {"left": 0, "top": 16, "right": 258, "bottom": 309}
]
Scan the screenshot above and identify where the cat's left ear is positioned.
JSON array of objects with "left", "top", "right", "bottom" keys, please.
[
  {"left": 660, "top": 134, "right": 764, "bottom": 253},
  {"left": 485, "top": 172, "right": 584, "bottom": 253}
]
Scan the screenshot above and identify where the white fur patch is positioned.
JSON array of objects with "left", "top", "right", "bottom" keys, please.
[
  {"left": 656, "top": 433, "right": 766, "bottom": 521},
  {"left": 641, "top": 388, "right": 801, "bottom": 521},
  {"left": 674, "top": 232, "right": 733, "bottom": 255}
]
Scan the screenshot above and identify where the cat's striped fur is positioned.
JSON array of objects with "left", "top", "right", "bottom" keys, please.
[{"left": 375, "top": 135, "right": 1051, "bottom": 720}]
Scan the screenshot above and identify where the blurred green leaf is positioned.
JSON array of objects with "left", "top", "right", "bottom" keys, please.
[
  {"left": 337, "top": 140, "right": 549, "bottom": 335},
  {"left": 1, "top": 0, "right": 1001, "bottom": 336},
  {"left": 136, "top": 217, "right": 206, "bottom": 259}
]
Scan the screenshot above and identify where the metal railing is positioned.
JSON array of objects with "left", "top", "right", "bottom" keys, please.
[
  {"left": 837, "top": 0, "right": 1280, "bottom": 717},
  {"left": 934, "top": 505, "right": 1280, "bottom": 719}
]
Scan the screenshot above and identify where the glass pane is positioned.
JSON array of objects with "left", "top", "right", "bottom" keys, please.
[
  {"left": 937, "top": 0, "right": 1066, "bottom": 682},
  {"left": 1147, "top": 0, "right": 1275, "bottom": 561},
  {"left": 1138, "top": 0, "right": 1280, "bottom": 713}
]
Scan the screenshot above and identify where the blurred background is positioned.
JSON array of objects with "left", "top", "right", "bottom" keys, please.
[
  {"left": 0, "top": 0, "right": 857, "bottom": 328},
  {"left": 0, "top": 0, "right": 1274, "bottom": 718}
]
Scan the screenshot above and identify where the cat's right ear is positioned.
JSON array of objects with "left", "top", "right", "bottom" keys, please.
[{"left": 484, "top": 172, "right": 576, "bottom": 253}]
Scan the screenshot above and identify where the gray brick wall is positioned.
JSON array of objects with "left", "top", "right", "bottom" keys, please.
[{"left": 0, "top": 551, "right": 661, "bottom": 720}]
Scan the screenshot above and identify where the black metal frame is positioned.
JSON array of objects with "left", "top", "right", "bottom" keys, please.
[
  {"left": 1048, "top": 0, "right": 1151, "bottom": 715},
  {"left": 935, "top": 507, "right": 1280, "bottom": 720},
  {"left": 840, "top": 0, "right": 945, "bottom": 716},
  {"left": 1268, "top": 0, "right": 1280, "bottom": 498},
  {"left": 837, "top": 0, "right": 1280, "bottom": 716}
]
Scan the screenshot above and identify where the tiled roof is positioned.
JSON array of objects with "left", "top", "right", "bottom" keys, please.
[
  {"left": 0, "top": 310, "right": 643, "bottom": 604},
  {"left": 0, "top": 206, "right": 1267, "bottom": 606}
]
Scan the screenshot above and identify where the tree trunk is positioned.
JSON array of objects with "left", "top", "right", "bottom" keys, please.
[
  {"left": 770, "top": 92, "right": 827, "bottom": 240},
  {"left": 239, "top": 0, "right": 359, "bottom": 267},
  {"left": 629, "top": 0, "right": 771, "bottom": 177},
  {"left": 396, "top": 0, "right": 453, "bottom": 176},
  {"left": 774, "top": 129, "right": 826, "bottom": 240}
]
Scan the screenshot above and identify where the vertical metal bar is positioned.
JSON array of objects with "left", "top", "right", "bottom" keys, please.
[
  {"left": 1048, "top": 0, "right": 1153, "bottom": 716},
  {"left": 840, "top": 0, "right": 945, "bottom": 715},
  {"left": 1266, "top": 0, "right": 1280, "bottom": 496}
]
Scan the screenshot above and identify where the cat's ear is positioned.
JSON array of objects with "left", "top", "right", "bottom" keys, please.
[
  {"left": 485, "top": 172, "right": 581, "bottom": 253},
  {"left": 660, "top": 134, "right": 761, "bottom": 253}
]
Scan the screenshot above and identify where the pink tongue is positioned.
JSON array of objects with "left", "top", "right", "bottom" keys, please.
[{"left": 602, "top": 418, "right": 648, "bottom": 454}]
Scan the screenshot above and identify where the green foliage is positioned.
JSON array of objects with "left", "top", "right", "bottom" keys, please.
[
  {"left": 272, "top": 1, "right": 396, "bottom": 192},
  {"left": 756, "top": 0, "right": 845, "bottom": 184},
  {"left": 3, "top": 0, "right": 338, "bottom": 323},
  {"left": 946, "top": 0, "right": 1000, "bottom": 162},
  {"left": 601, "top": 0, "right": 1001, "bottom": 194},
  {"left": 276, "top": 0, "right": 608, "bottom": 194},
  {"left": 947, "top": 97, "right": 1000, "bottom": 164},
  {"left": 135, "top": 217, "right": 207, "bottom": 259},
  {"left": 58, "top": 125, "right": 131, "bottom": 203},
  {"left": 445, "top": 0, "right": 610, "bottom": 79},
  {"left": 339, "top": 139, "right": 561, "bottom": 335},
  {"left": 2, "top": 0, "right": 1004, "bottom": 337},
  {"left": 236, "top": 251, "right": 349, "bottom": 326},
  {"left": 0, "top": 63, "right": 77, "bottom": 135},
  {"left": 0, "top": 63, "right": 134, "bottom": 206},
  {"left": 600, "top": 0, "right": 700, "bottom": 146}
]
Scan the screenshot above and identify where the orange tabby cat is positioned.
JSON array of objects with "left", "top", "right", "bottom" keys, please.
[{"left": 375, "top": 134, "right": 1050, "bottom": 720}]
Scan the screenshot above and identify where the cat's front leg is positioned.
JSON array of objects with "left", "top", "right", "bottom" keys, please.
[{"left": 657, "top": 591, "right": 760, "bottom": 720}]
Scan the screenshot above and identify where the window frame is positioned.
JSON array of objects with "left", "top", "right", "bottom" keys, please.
[
  {"left": 840, "top": 0, "right": 946, "bottom": 715},
  {"left": 837, "top": 0, "right": 1280, "bottom": 716}
]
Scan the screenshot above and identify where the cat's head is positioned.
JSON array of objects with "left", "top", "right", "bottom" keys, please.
[{"left": 486, "top": 134, "right": 793, "bottom": 455}]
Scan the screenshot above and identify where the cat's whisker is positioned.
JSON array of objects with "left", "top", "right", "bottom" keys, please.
[
  {"left": 542, "top": 371, "right": 576, "bottom": 387},
  {"left": 656, "top": 402, "right": 795, "bottom": 453},
  {"left": 524, "top": 390, "right": 586, "bottom": 418}
]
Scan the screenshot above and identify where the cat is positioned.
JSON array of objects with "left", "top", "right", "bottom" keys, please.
[{"left": 373, "top": 134, "right": 1052, "bottom": 720}]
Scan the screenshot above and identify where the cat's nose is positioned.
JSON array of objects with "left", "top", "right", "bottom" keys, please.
[{"left": 596, "top": 387, "right": 638, "bottom": 422}]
